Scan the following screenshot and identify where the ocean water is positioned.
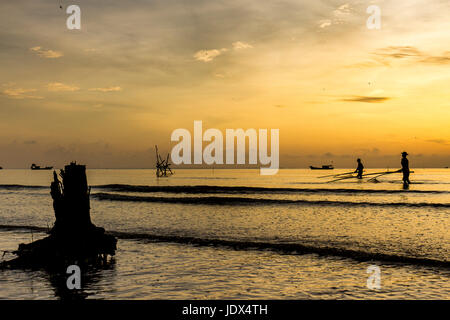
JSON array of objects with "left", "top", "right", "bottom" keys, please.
[{"left": 0, "top": 168, "right": 448, "bottom": 299}]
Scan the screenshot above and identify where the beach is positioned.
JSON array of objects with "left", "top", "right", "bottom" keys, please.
[{"left": 0, "top": 168, "right": 448, "bottom": 299}]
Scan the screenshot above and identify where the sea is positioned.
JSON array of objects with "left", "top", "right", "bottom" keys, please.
[{"left": 0, "top": 168, "right": 448, "bottom": 299}]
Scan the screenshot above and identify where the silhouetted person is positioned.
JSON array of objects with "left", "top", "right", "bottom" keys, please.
[
  {"left": 398, "top": 152, "right": 410, "bottom": 186},
  {"left": 354, "top": 158, "right": 364, "bottom": 179}
]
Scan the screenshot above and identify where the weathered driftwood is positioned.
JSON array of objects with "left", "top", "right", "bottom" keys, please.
[{"left": 1, "top": 162, "right": 116, "bottom": 269}]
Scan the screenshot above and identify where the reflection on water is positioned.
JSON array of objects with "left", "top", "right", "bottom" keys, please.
[
  {"left": 0, "top": 169, "right": 449, "bottom": 299},
  {"left": 0, "top": 231, "right": 117, "bottom": 300},
  {"left": 45, "top": 259, "right": 117, "bottom": 300},
  {"left": 0, "top": 233, "right": 448, "bottom": 299}
]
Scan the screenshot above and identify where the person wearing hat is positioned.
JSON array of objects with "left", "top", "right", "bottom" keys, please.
[
  {"left": 398, "top": 152, "right": 410, "bottom": 185},
  {"left": 354, "top": 158, "right": 364, "bottom": 179}
]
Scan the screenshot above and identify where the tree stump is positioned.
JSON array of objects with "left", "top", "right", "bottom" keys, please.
[{"left": 1, "top": 162, "right": 117, "bottom": 269}]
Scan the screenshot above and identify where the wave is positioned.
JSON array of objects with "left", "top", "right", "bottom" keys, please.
[
  {"left": 172, "top": 177, "right": 237, "bottom": 180},
  {"left": 2, "top": 184, "right": 449, "bottom": 196},
  {"left": 0, "top": 184, "right": 47, "bottom": 190},
  {"left": 94, "top": 184, "right": 449, "bottom": 195},
  {"left": 0, "top": 224, "right": 448, "bottom": 268},
  {"left": 92, "top": 192, "right": 450, "bottom": 208}
]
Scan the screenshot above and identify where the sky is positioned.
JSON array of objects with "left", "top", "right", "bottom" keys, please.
[{"left": 0, "top": 0, "right": 449, "bottom": 168}]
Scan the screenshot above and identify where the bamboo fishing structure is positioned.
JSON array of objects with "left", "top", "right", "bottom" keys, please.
[{"left": 155, "top": 145, "right": 173, "bottom": 177}]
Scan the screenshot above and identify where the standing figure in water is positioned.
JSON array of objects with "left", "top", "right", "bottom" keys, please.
[
  {"left": 354, "top": 158, "right": 364, "bottom": 179},
  {"left": 398, "top": 152, "right": 411, "bottom": 186}
]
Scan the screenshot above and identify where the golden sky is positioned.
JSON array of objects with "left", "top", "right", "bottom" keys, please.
[{"left": 0, "top": 0, "right": 449, "bottom": 168}]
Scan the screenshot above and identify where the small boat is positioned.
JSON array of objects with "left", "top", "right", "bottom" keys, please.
[
  {"left": 31, "top": 163, "right": 53, "bottom": 170},
  {"left": 310, "top": 165, "right": 334, "bottom": 170}
]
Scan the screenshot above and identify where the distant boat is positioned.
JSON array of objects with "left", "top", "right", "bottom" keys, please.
[
  {"left": 31, "top": 163, "right": 53, "bottom": 170},
  {"left": 310, "top": 165, "right": 334, "bottom": 170}
]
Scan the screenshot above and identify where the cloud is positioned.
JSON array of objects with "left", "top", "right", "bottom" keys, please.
[
  {"left": 426, "top": 139, "right": 450, "bottom": 145},
  {"left": 194, "top": 48, "right": 228, "bottom": 62},
  {"left": 2, "top": 87, "right": 43, "bottom": 99},
  {"left": 319, "top": 20, "right": 332, "bottom": 29},
  {"left": 333, "top": 3, "right": 351, "bottom": 17},
  {"left": 46, "top": 82, "right": 79, "bottom": 92},
  {"left": 30, "top": 46, "right": 63, "bottom": 59},
  {"left": 194, "top": 42, "right": 252, "bottom": 63},
  {"left": 89, "top": 86, "right": 122, "bottom": 92},
  {"left": 232, "top": 41, "right": 253, "bottom": 50},
  {"left": 318, "top": 3, "right": 353, "bottom": 29},
  {"left": 194, "top": 41, "right": 253, "bottom": 62},
  {"left": 351, "top": 46, "right": 450, "bottom": 69},
  {"left": 372, "top": 46, "right": 450, "bottom": 65},
  {"left": 420, "top": 51, "right": 450, "bottom": 64},
  {"left": 341, "top": 96, "right": 390, "bottom": 103},
  {"left": 374, "top": 46, "right": 423, "bottom": 59}
]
